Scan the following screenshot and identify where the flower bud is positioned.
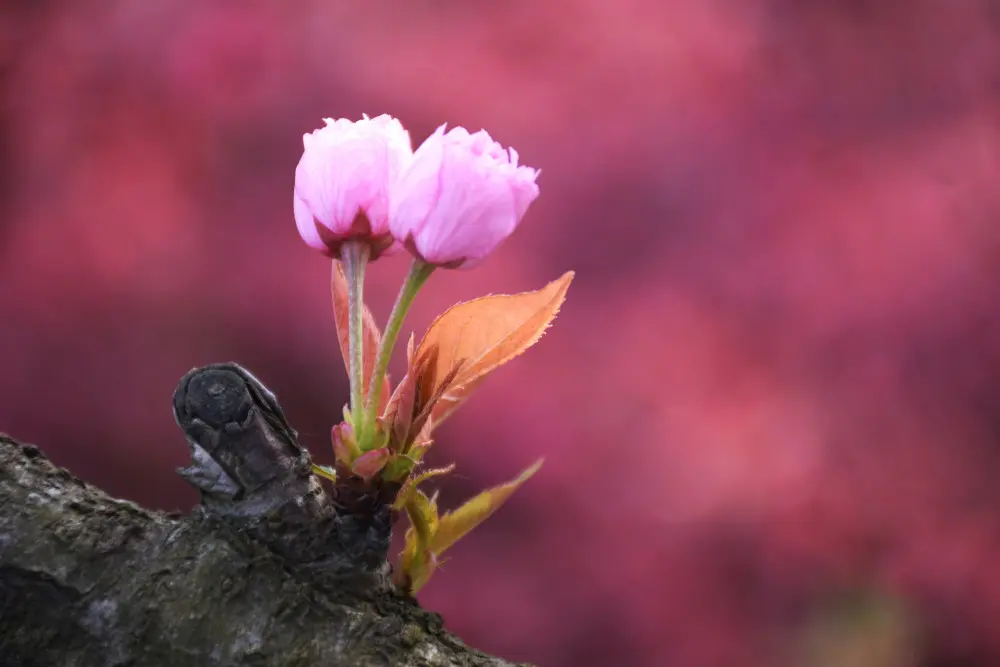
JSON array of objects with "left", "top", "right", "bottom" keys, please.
[
  {"left": 389, "top": 126, "right": 539, "bottom": 268},
  {"left": 294, "top": 114, "right": 412, "bottom": 258}
]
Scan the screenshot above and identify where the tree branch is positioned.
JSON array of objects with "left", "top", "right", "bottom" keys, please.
[{"left": 0, "top": 363, "right": 525, "bottom": 667}]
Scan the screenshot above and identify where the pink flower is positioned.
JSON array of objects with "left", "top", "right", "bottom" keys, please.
[
  {"left": 294, "top": 114, "right": 412, "bottom": 258},
  {"left": 389, "top": 126, "right": 540, "bottom": 268}
]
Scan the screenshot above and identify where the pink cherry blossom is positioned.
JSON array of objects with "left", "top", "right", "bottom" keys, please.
[
  {"left": 294, "top": 114, "right": 412, "bottom": 258},
  {"left": 389, "top": 125, "right": 540, "bottom": 268}
]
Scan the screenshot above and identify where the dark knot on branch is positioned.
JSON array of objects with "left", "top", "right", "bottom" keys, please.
[
  {"left": 172, "top": 363, "right": 392, "bottom": 578},
  {"left": 172, "top": 363, "right": 317, "bottom": 516}
]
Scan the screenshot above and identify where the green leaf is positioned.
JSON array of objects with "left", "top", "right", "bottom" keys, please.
[
  {"left": 392, "top": 464, "right": 456, "bottom": 510},
  {"left": 429, "top": 459, "right": 543, "bottom": 557},
  {"left": 311, "top": 464, "right": 338, "bottom": 483}
]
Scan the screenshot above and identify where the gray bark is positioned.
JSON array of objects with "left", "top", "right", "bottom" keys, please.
[{"left": 0, "top": 363, "right": 525, "bottom": 667}]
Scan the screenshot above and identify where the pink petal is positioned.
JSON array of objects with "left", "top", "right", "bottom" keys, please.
[
  {"left": 389, "top": 125, "right": 448, "bottom": 241},
  {"left": 294, "top": 194, "right": 325, "bottom": 251},
  {"left": 294, "top": 115, "right": 413, "bottom": 248},
  {"left": 387, "top": 124, "right": 540, "bottom": 268}
]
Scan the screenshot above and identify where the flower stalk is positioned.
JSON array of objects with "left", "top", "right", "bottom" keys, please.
[
  {"left": 340, "top": 241, "right": 370, "bottom": 438},
  {"left": 362, "top": 259, "right": 435, "bottom": 442}
]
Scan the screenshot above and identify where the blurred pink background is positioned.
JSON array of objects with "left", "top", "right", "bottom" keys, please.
[{"left": 3, "top": 2, "right": 1000, "bottom": 665}]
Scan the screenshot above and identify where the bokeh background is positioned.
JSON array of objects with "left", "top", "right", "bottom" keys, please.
[{"left": 3, "top": 2, "right": 1000, "bottom": 665}]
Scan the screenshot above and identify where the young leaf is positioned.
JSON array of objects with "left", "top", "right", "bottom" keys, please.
[
  {"left": 371, "top": 416, "right": 392, "bottom": 451},
  {"left": 383, "top": 419, "right": 437, "bottom": 482},
  {"left": 382, "top": 370, "right": 418, "bottom": 451},
  {"left": 407, "top": 423, "right": 435, "bottom": 461},
  {"left": 311, "top": 463, "right": 338, "bottom": 483},
  {"left": 396, "top": 523, "right": 420, "bottom": 587},
  {"left": 398, "top": 488, "right": 441, "bottom": 593},
  {"left": 332, "top": 422, "right": 359, "bottom": 466},
  {"left": 429, "top": 459, "right": 544, "bottom": 557},
  {"left": 407, "top": 550, "right": 439, "bottom": 594},
  {"left": 407, "top": 363, "right": 464, "bottom": 449},
  {"left": 413, "top": 272, "right": 573, "bottom": 425},
  {"left": 392, "top": 464, "right": 457, "bottom": 510},
  {"left": 408, "top": 488, "right": 439, "bottom": 540},
  {"left": 351, "top": 447, "right": 391, "bottom": 480},
  {"left": 396, "top": 526, "right": 439, "bottom": 593},
  {"left": 331, "top": 261, "right": 392, "bottom": 412}
]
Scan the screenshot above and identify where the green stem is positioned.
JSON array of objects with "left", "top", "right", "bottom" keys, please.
[
  {"left": 340, "top": 241, "right": 370, "bottom": 438},
  {"left": 363, "top": 259, "right": 435, "bottom": 435}
]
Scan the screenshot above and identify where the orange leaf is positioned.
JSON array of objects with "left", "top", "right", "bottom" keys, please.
[
  {"left": 408, "top": 362, "right": 464, "bottom": 450},
  {"left": 429, "top": 459, "right": 543, "bottom": 557},
  {"left": 407, "top": 421, "right": 435, "bottom": 461},
  {"left": 331, "top": 261, "right": 391, "bottom": 412},
  {"left": 413, "top": 272, "right": 573, "bottom": 425},
  {"left": 382, "top": 370, "right": 418, "bottom": 451}
]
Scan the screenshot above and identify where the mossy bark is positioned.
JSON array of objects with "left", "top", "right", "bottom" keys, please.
[{"left": 0, "top": 363, "right": 526, "bottom": 667}]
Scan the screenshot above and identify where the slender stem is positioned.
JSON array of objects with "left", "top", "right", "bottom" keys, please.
[
  {"left": 363, "top": 259, "right": 435, "bottom": 433},
  {"left": 339, "top": 242, "right": 370, "bottom": 437}
]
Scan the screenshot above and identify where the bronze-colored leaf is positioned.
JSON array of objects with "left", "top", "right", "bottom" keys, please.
[
  {"left": 413, "top": 272, "right": 573, "bottom": 425},
  {"left": 407, "top": 363, "right": 464, "bottom": 449},
  {"left": 407, "top": 422, "right": 435, "bottom": 462},
  {"left": 382, "top": 370, "right": 418, "bottom": 451}
]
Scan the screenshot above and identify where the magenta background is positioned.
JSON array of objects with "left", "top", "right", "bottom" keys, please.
[{"left": 3, "top": 2, "right": 1000, "bottom": 665}]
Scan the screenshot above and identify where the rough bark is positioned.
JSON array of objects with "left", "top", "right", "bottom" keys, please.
[{"left": 0, "top": 363, "right": 525, "bottom": 667}]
